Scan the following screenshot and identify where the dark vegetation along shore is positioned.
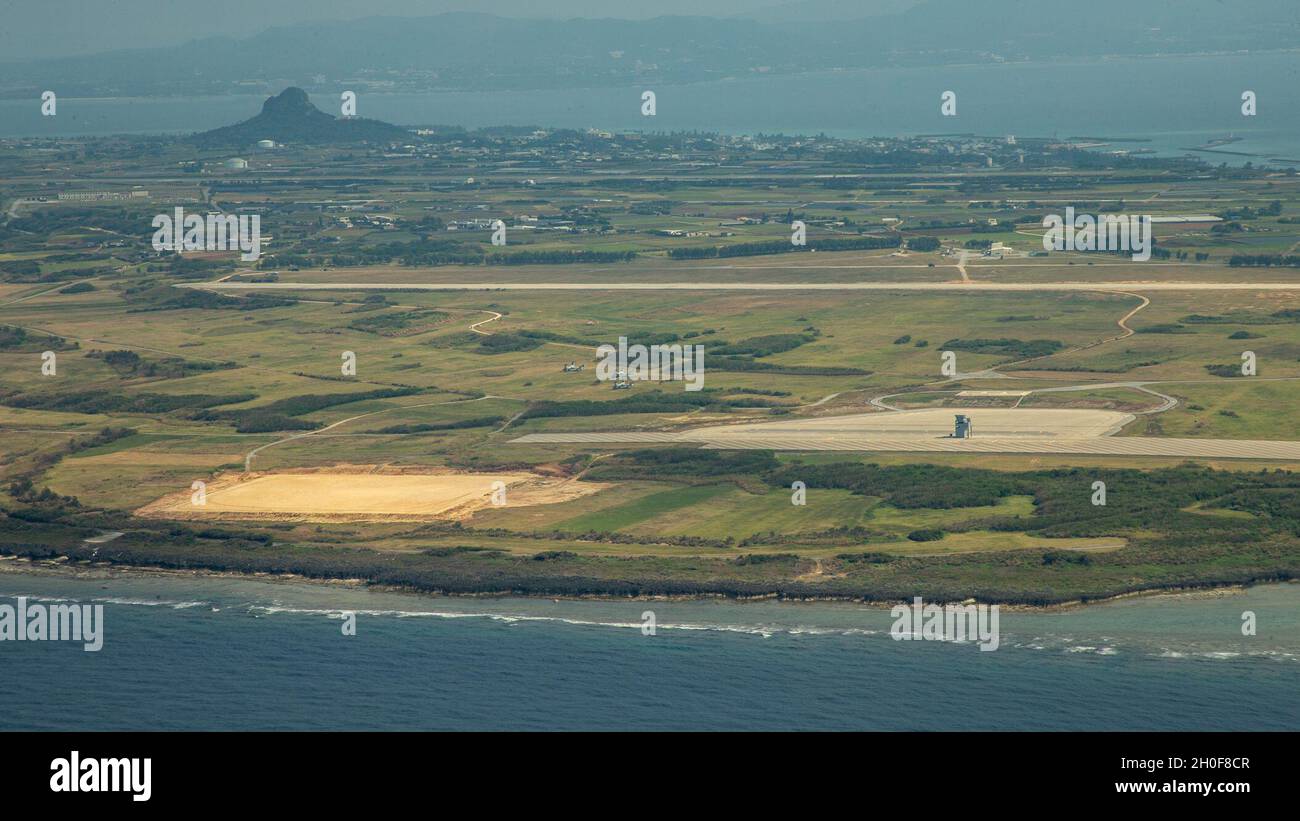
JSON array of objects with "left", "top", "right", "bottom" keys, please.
[{"left": 3, "top": 445, "right": 1298, "bottom": 607}]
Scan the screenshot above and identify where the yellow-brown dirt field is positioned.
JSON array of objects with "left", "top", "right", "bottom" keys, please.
[{"left": 134, "top": 465, "right": 609, "bottom": 523}]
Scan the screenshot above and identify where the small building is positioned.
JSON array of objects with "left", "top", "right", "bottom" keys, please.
[
  {"left": 954, "top": 414, "right": 973, "bottom": 439},
  {"left": 563, "top": 362, "right": 584, "bottom": 372}
]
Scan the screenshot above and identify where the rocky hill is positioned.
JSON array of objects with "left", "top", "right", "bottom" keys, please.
[{"left": 190, "top": 87, "right": 411, "bottom": 147}]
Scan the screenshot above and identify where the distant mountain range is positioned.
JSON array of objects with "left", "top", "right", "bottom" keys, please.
[
  {"left": 738, "top": 0, "right": 920, "bottom": 22},
  {"left": 2, "top": 3, "right": 1297, "bottom": 98}
]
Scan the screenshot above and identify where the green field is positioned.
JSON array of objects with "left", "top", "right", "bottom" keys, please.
[{"left": 3, "top": 127, "right": 1300, "bottom": 604}]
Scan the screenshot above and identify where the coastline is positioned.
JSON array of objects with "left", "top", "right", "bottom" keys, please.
[
  {"left": 5, "top": 549, "right": 1297, "bottom": 732},
  {"left": 0, "top": 552, "right": 1279, "bottom": 614}
]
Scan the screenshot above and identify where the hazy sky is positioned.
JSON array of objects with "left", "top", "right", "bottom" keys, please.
[{"left": 0, "top": 0, "right": 915, "bottom": 62}]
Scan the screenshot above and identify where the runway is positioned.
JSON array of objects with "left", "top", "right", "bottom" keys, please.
[
  {"left": 186, "top": 280, "right": 1300, "bottom": 293},
  {"left": 510, "top": 408, "right": 1300, "bottom": 460},
  {"left": 510, "top": 431, "right": 1300, "bottom": 459}
]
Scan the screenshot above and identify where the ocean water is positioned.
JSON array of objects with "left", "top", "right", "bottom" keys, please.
[
  {"left": 3, "top": 52, "right": 1299, "bottom": 162},
  {"left": 1, "top": 562, "right": 1297, "bottom": 730}
]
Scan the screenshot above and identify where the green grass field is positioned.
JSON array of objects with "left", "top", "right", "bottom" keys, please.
[{"left": 4, "top": 134, "right": 1300, "bottom": 603}]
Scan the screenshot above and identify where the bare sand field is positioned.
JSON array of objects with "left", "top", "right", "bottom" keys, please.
[{"left": 135, "top": 466, "right": 607, "bottom": 523}]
